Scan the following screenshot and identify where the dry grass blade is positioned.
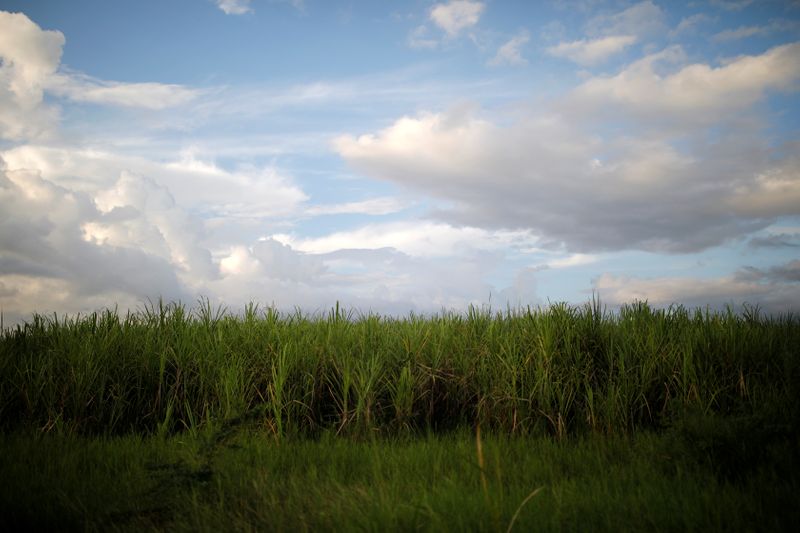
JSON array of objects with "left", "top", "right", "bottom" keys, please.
[{"left": 506, "top": 486, "right": 544, "bottom": 533}]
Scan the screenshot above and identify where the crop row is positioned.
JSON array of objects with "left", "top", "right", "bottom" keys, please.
[{"left": 1, "top": 299, "right": 797, "bottom": 437}]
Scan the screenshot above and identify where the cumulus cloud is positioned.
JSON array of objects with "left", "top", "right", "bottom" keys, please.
[
  {"left": 546, "top": 35, "right": 636, "bottom": 66},
  {"left": 0, "top": 151, "right": 327, "bottom": 324},
  {"left": 0, "top": 9, "right": 203, "bottom": 146},
  {"left": 0, "top": 144, "right": 536, "bottom": 322},
  {"left": 568, "top": 42, "right": 800, "bottom": 126},
  {"left": 3, "top": 145, "right": 309, "bottom": 220},
  {"left": 429, "top": 1, "right": 485, "bottom": 37},
  {"left": 489, "top": 31, "right": 530, "bottom": 67},
  {"left": 219, "top": 239, "right": 324, "bottom": 282},
  {"left": 216, "top": 0, "right": 253, "bottom": 15},
  {"left": 0, "top": 11, "right": 64, "bottom": 140},
  {"left": 334, "top": 59, "right": 799, "bottom": 254},
  {"left": 206, "top": 245, "right": 505, "bottom": 315},
  {"left": 0, "top": 157, "right": 195, "bottom": 324}
]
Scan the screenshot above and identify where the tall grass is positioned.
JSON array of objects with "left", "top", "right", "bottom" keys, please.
[{"left": 1, "top": 299, "right": 797, "bottom": 438}]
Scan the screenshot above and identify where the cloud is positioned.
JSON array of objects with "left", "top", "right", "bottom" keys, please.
[
  {"left": 585, "top": 1, "right": 667, "bottom": 39},
  {"left": 539, "top": 253, "right": 598, "bottom": 269},
  {"left": 408, "top": 25, "right": 439, "bottom": 49},
  {"left": 0, "top": 152, "right": 323, "bottom": 324},
  {"left": 488, "top": 31, "right": 530, "bottom": 67},
  {"left": 304, "top": 197, "right": 409, "bottom": 216},
  {"left": 219, "top": 239, "right": 324, "bottom": 282},
  {"left": 273, "top": 220, "right": 538, "bottom": 258},
  {"left": 546, "top": 35, "right": 636, "bottom": 66},
  {"left": 747, "top": 233, "right": 800, "bottom": 249},
  {"left": 736, "top": 260, "right": 800, "bottom": 283},
  {"left": 334, "top": 74, "right": 799, "bottom": 254},
  {"left": 765, "top": 261, "right": 800, "bottom": 283},
  {"left": 568, "top": 42, "right": 800, "bottom": 125},
  {"left": 594, "top": 262, "right": 800, "bottom": 314},
  {"left": 712, "top": 25, "right": 767, "bottom": 42},
  {"left": 46, "top": 72, "right": 201, "bottom": 109},
  {"left": 726, "top": 152, "right": 800, "bottom": 218},
  {"left": 0, "top": 157, "right": 195, "bottom": 324},
  {"left": 215, "top": 0, "right": 253, "bottom": 15},
  {"left": 712, "top": 20, "right": 800, "bottom": 42},
  {"left": 708, "top": 0, "right": 753, "bottom": 11},
  {"left": 429, "top": 1, "right": 485, "bottom": 37},
  {"left": 3, "top": 145, "right": 309, "bottom": 220},
  {"left": 0, "top": 11, "right": 64, "bottom": 141},
  {"left": 671, "top": 13, "right": 715, "bottom": 37},
  {"left": 0, "top": 9, "right": 201, "bottom": 144},
  {"left": 199, "top": 233, "right": 536, "bottom": 319}
]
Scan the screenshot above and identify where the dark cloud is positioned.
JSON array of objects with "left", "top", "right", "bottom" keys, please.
[
  {"left": 736, "top": 260, "right": 800, "bottom": 283},
  {"left": 748, "top": 233, "right": 800, "bottom": 248}
]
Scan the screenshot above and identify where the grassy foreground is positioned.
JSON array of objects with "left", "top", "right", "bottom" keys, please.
[
  {"left": 1, "top": 300, "right": 798, "bottom": 530},
  {"left": 2, "top": 427, "right": 797, "bottom": 532}
]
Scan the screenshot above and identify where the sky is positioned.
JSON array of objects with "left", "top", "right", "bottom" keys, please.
[{"left": 0, "top": 0, "right": 799, "bottom": 324}]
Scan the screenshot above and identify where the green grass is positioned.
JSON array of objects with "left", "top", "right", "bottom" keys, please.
[
  {"left": 2, "top": 427, "right": 797, "bottom": 532},
  {"left": 2, "top": 299, "right": 797, "bottom": 438},
  {"left": 1, "top": 299, "right": 798, "bottom": 530}
]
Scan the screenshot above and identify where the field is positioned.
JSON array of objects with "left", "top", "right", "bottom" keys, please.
[{"left": 1, "top": 299, "right": 798, "bottom": 531}]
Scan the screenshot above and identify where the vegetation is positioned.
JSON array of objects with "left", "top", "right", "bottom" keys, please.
[{"left": 1, "top": 299, "right": 798, "bottom": 530}]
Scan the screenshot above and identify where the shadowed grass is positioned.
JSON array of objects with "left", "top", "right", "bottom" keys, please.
[{"left": 1, "top": 427, "right": 797, "bottom": 532}]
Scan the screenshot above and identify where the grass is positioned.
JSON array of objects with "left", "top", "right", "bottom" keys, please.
[
  {"left": 1, "top": 298, "right": 798, "bottom": 530},
  {"left": 2, "top": 427, "right": 797, "bottom": 532}
]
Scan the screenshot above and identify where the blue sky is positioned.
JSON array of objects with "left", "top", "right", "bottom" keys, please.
[{"left": 1, "top": 0, "right": 799, "bottom": 323}]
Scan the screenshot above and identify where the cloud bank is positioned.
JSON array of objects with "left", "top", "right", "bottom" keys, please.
[{"left": 335, "top": 43, "right": 800, "bottom": 254}]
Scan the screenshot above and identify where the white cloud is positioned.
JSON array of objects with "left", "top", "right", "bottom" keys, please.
[
  {"left": 712, "top": 25, "right": 766, "bottom": 42},
  {"left": 0, "top": 11, "right": 64, "bottom": 141},
  {"left": 274, "top": 221, "right": 538, "bottom": 258},
  {"left": 304, "top": 197, "right": 409, "bottom": 216},
  {"left": 408, "top": 25, "right": 439, "bottom": 49},
  {"left": 708, "top": 0, "right": 753, "bottom": 11},
  {"left": 541, "top": 253, "right": 598, "bottom": 269},
  {"left": 429, "top": 1, "right": 485, "bottom": 37},
  {"left": 568, "top": 42, "right": 800, "bottom": 124},
  {"left": 46, "top": 72, "right": 201, "bottom": 109},
  {"left": 671, "top": 13, "right": 715, "bottom": 36},
  {"left": 334, "top": 84, "right": 799, "bottom": 253},
  {"left": 0, "top": 158, "right": 194, "bottom": 324},
  {"left": 712, "top": 20, "right": 799, "bottom": 42},
  {"left": 216, "top": 0, "right": 253, "bottom": 15},
  {"left": 219, "top": 239, "right": 324, "bottom": 281},
  {"left": 546, "top": 35, "right": 636, "bottom": 66},
  {"left": 586, "top": 1, "right": 667, "bottom": 39},
  {"left": 2, "top": 145, "right": 308, "bottom": 220},
  {"left": 489, "top": 31, "right": 530, "bottom": 67}
]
